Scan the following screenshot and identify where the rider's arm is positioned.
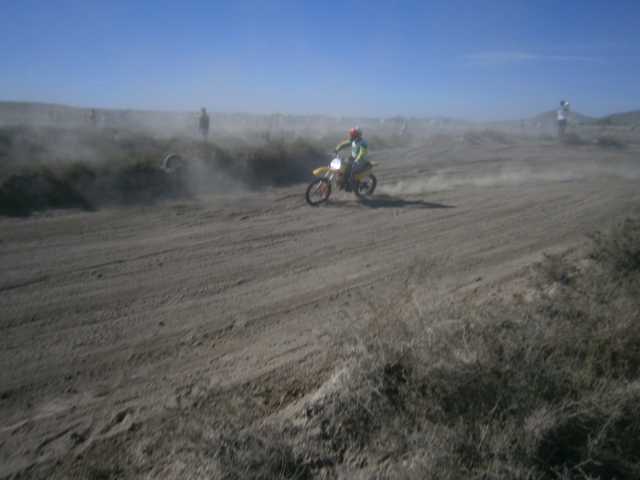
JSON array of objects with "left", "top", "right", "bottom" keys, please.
[{"left": 335, "top": 140, "right": 351, "bottom": 152}]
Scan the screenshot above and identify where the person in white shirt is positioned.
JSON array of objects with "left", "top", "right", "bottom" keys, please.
[{"left": 557, "top": 100, "right": 569, "bottom": 136}]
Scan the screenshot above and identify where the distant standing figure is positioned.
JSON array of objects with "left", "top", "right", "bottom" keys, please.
[
  {"left": 199, "top": 107, "right": 210, "bottom": 140},
  {"left": 557, "top": 100, "right": 569, "bottom": 136},
  {"left": 89, "top": 109, "right": 97, "bottom": 127}
]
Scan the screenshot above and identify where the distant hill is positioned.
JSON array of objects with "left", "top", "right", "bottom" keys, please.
[
  {"left": 600, "top": 110, "right": 640, "bottom": 126},
  {"left": 1, "top": 100, "right": 637, "bottom": 129},
  {"left": 531, "top": 108, "right": 640, "bottom": 127},
  {"left": 531, "top": 109, "right": 598, "bottom": 125}
]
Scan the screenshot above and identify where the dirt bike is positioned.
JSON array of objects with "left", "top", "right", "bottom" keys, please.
[{"left": 305, "top": 157, "right": 378, "bottom": 206}]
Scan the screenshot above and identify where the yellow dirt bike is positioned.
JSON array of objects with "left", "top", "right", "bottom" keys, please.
[{"left": 305, "top": 157, "right": 378, "bottom": 206}]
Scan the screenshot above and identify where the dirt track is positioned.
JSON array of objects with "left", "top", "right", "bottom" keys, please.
[{"left": 2, "top": 135, "right": 640, "bottom": 477}]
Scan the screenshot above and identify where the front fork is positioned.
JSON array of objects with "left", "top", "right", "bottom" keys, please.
[{"left": 325, "top": 171, "right": 339, "bottom": 188}]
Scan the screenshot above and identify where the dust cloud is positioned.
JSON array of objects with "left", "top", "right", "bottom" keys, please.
[
  {"left": 2, "top": 100, "right": 640, "bottom": 215},
  {"left": 380, "top": 161, "right": 640, "bottom": 195}
]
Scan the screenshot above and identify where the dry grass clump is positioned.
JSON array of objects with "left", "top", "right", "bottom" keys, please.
[
  {"left": 426, "top": 132, "right": 459, "bottom": 147},
  {"left": 0, "top": 125, "right": 191, "bottom": 214},
  {"left": 0, "top": 125, "right": 176, "bottom": 174},
  {"left": 0, "top": 167, "right": 92, "bottom": 214},
  {"left": 597, "top": 135, "right": 627, "bottom": 149},
  {"left": 588, "top": 218, "right": 640, "bottom": 273},
  {"left": 238, "top": 135, "right": 325, "bottom": 188},
  {"left": 367, "top": 133, "right": 410, "bottom": 149},
  {"left": 538, "top": 133, "right": 556, "bottom": 142},
  {"left": 560, "top": 132, "right": 583, "bottom": 146},
  {"left": 463, "top": 129, "right": 509, "bottom": 144},
  {"left": 179, "top": 219, "right": 640, "bottom": 479},
  {"left": 0, "top": 161, "right": 187, "bottom": 215}
]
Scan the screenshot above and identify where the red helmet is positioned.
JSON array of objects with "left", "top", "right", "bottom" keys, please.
[{"left": 348, "top": 127, "right": 362, "bottom": 139}]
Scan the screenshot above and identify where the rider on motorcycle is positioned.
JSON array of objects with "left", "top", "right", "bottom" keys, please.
[{"left": 333, "top": 127, "right": 369, "bottom": 191}]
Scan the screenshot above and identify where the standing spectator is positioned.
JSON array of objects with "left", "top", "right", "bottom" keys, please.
[
  {"left": 89, "top": 109, "right": 97, "bottom": 127},
  {"left": 557, "top": 100, "right": 569, "bottom": 136},
  {"left": 199, "top": 107, "right": 210, "bottom": 140}
]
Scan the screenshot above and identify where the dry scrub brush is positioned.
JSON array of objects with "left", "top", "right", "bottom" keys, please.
[
  {"left": 597, "top": 135, "right": 627, "bottom": 149},
  {"left": 0, "top": 126, "right": 327, "bottom": 215},
  {"left": 462, "top": 129, "right": 509, "bottom": 144},
  {"left": 560, "top": 132, "right": 584, "bottom": 146},
  {"left": 46, "top": 221, "right": 640, "bottom": 480},
  {"left": 175, "top": 220, "right": 640, "bottom": 480}
]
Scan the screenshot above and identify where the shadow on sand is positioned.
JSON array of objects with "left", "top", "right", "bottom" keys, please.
[{"left": 352, "top": 195, "right": 455, "bottom": 210}]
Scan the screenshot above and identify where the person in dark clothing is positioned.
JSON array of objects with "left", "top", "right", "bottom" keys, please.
[{"left": 199, "top": 107, "right": 210, "bottom": 140}]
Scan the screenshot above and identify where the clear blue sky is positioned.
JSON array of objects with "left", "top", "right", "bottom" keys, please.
[{"left": 2, "top": 0, "right": 639, "bottom": 120}]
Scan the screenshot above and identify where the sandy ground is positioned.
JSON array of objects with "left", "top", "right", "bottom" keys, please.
[{"left": 1, "top": 134, "right": 640, "bottom": 477}]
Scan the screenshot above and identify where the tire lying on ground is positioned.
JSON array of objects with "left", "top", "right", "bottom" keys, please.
[{"left": 163, "top": 153, "right": 187, "bottom": 174}]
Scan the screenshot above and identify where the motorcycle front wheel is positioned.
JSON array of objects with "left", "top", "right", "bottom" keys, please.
[
  {"left": 354, "top": 174, "right": 377, "bottom": 198},
  {"left": 305, "top": 178, "right": 332, "bottom": 206}
]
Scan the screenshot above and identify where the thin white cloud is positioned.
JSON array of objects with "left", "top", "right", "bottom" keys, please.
[{"left": 463, "top": 52, "right": 598, "bottom": 66}]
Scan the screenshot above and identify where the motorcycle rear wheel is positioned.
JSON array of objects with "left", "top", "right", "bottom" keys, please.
[
  {"left": 354, "top": 174, "right": 377, "bottom": 197},
  {"left": 306, "top": 178, "right": 331, "bottom": 206}
]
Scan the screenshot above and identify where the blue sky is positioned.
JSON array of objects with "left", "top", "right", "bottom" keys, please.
[{"left": 1, "top": 0, "right": 639, "bottom": 120}]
